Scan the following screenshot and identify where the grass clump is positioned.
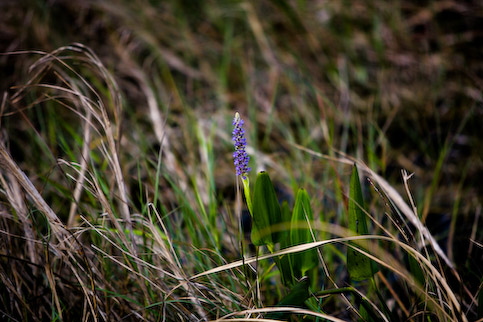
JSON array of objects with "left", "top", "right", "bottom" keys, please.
[{"left": 0, "top": 1, "right": 481, "bottom": 321}]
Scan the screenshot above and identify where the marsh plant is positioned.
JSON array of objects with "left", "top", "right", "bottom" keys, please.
[{"left": 226, "top": 113, "right": 469, "bottom": 321}]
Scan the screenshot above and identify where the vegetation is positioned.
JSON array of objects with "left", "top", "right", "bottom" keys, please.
[{"left": 0, "top": 0, "right": 481, "bottom": 321}]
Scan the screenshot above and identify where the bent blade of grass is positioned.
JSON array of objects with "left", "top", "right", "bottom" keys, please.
[
  {"left": 11, "top": 46, "right": 137, "bottom": 245},
  {"left": 213, "top": 307, "right": 347, "bottom": 322},
  {"left": 0, "top": 143, "right": 69, "bottom": 241},
  {"left": 44, "top": 260, "right": 63, "bottom": 321},
  {"left": 29, "top": 44, "right": 132, "bottom": 228},
  {"left": 0, "top": 171, "right": 38, "bottom": 266},
  {"left": 190, "top": 224, "right": 465, "bottom": 321},
  {"left": 67, "top": 108, "right": 92, "bottom": 227}
]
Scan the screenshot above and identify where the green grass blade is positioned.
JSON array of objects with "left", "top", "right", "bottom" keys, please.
[
  {"left": 290, "top": 188, "right": 318, "bottom": 278},
  {"left": 347, "top": 165, "right": 376, "bottom": 281}
]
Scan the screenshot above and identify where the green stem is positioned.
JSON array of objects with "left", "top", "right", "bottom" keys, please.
[
  {"left": 313, "top": 287, "right": 355, "bottom": 297},
  {"left": 371, "top": 276, "right": 392, "bottom": 320},
  {"left": 267, "top": 243, "right": 274, "bottom": 253}
]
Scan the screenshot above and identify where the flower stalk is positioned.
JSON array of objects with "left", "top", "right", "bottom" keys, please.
[{"left": 232, "top": 112, "right": 253, "bottom": 215}]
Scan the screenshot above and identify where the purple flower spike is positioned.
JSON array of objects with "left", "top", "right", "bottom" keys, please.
[{"left": 232, "top": 112, "right": 251, "bottom": 179}]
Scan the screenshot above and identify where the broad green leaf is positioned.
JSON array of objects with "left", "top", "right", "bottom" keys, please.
[
  {"left": 266, "top": 276, "right": 310, "bottom": 320},
  {"left": 347, "top": 165, "right": 377, "bottom": 281},
  {"left": 290, "top": 188, "right": 318, "bottom": 278},
  {"left": 251, "top": 171, "right": 282, "bottom": 246}
]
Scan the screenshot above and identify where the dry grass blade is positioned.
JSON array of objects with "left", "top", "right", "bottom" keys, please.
[
  {"left": 0, "top": 143, "right": 69, "bottom": 243},
  {"left": 67, "top": 107, "right": 92, "bottom": 227},
  {"left": 16, "top": 44, "right": 131, "bottom": 227},
  {"left": 44, "top": 261, "right": 63, "bottom": 321},
  {"left": 211, "top": 319, "right": 284, "bottom": 322},
  {"left": 214, "top": 307, "right": 347, "bottom": 322},
  {"left": 0, "top": 170, "right": 38, "bottom": 267}
]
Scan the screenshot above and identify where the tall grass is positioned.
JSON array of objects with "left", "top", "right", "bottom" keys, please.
[{"left": 0, "top": 0, "right": 481, "bottom": 321}]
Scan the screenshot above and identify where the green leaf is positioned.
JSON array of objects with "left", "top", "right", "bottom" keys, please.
[
  {"left": 251, "top": 171, "right": 282, "bottom": 246},
  {"left": 266, "top": 276, "right": 310, "bottom": 320},
  {"left": 347, "top": 165, "right": 377, "bottom": 281},
  {"left": 241, "top": 177, "right": 252, "bottom": 216},
  {"left": 290, "top": 188, "right": 318, "bottom": 278},
  {"left": 408, "top": 254, "right": 425, "bottom": 286},
  {"left": 358, "top": 298, "right": 381, "bottom": 322},
  {"left": 279, "top": 200, "right": 294, "bottom": 286}
]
